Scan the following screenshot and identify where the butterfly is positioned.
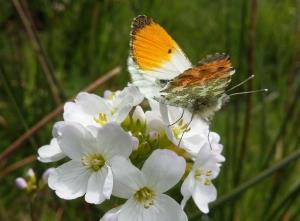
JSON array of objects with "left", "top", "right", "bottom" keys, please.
[{"left": 128, "top": 15, "right": 235, "bottom": 121}]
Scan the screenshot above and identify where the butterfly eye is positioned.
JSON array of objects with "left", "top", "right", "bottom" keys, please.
[{"left": 168, "top": 49, "right": 172, "bottom": 54}]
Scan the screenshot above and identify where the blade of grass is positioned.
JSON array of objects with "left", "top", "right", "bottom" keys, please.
[
  {"left": 11, "top": 0, "right": 63, "bottom": 105},
  {"left": 0, "top": 67, "right": 37, "bottom": 148},
  {"left": 262, "top": 84, "right": 300, "bottom": 168},
  {"left": 265, "top": 180, "right": 300, "bottom": 221},
  {"left": 0, "top": 66, "right": 121, "bottom": 163}
]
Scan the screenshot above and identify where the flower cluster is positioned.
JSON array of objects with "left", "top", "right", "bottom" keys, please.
[{"left": 38, "top": 85, "right": 225, "bottom": 221}]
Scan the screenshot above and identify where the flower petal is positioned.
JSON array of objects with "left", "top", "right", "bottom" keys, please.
[
  {"left": 103, "top": 166, "right": 113, "bottom": 199},
  {"left": 142, "top": 149, "right": 186, "bottom": 193},
  {"left": 180, "top": 171, "right": 195, "bottom": 208},
  {"left": 85, "top": 167, "right": 109, "bottom": 204},
  {"left": 111, "top": 96, "right": 133, "bottom": 123},
  {"left": 119, "top": 85, "right": 144, "bottom": 106},
  {"left": 37, "top": 138, "right": 65, "bottom": 163},
  {"left": 118, "top": 197, "right": 144, "bottom": 221},
  {"left": 56, "top": 122, "right": 96, "bottom": 161},
  {"left": 192, "top": 183, "right": 217, "bottom": 214},
  {"left": 118, "top": 194, "right": 187, "bottom": 221},
  {"left": 48, "top": 160, "right": 91, "bottom": 200},
  {"left": 100, "top": 206, "right": 121, "bottom": 221},
  {"left": 95, "top": 123, "right": 132, "bottom": 159},
  {"left": 110, "top": 156, "right": 145, "bottom": 199}
]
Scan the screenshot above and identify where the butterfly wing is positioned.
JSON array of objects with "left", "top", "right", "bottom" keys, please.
[
  {"left": 128, "top": 15, "right": 192, "bottom": 99},
  {"left": 159, "top": 53, "right": 234, "bottom": 116}
]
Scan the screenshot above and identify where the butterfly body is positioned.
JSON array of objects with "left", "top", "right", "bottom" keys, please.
[{"left": 129, "top": 15, "right": 234, "bottom": 121}]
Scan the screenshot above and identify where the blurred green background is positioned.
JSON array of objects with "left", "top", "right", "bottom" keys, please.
[{"left": 1, "top": 0, "right": 300, "bottom": 220}]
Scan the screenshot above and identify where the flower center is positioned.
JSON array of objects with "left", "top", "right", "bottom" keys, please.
[
  {"left": 94, "top": 113, "right": 108, "bottom": 126},
  {"left": 81, "top": 154, "right": 105, "bottom": 171},
  {"left": 194, "top": 168, "right": 213, "bottom": 185},
  {"left": 172, "top": 119, "right": 191, "bottom": 140},
  {"left": 134, "top": 186, "right": 155, "bottom": 209}
]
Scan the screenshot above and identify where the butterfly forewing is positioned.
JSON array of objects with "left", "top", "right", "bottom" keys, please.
[{"left": 129, "top": 15, "right": 192, "bottom": 80}]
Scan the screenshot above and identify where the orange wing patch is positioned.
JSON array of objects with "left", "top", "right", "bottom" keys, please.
[
  {"left": 171, "top": 54, "right": 233, "bottom": 87},
  {"left": 130, "top": 15, "right": 178, "bottom": 71}
]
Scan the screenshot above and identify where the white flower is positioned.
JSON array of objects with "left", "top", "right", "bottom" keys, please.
[
  {"left": 37, "top": 138, "right": 65, "bottom": 163},
  {"left": 181, "top": 142, "right": 225, "bottom": 214},
  {"left": 108, "top": 149, "right": 188, "bottom": 221},
  {"left": 100, "top": 207, "right": 121, "bottom": 221},
  {"left": 63, "top": 85, "right": 143, "bottom": 128},
  {"left": 155, "top": 102, "right": 209, "bottom": 155},
  {"left": 48, "top": 122, "right": 132, "bottom": 204}
]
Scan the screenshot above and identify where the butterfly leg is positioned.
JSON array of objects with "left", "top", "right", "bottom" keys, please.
[
  {"left": 177, "top": 110, "right": 195, "bottom": 147},
  {"left": 168, "top": 109, "right": 185, "bottom": 127}
]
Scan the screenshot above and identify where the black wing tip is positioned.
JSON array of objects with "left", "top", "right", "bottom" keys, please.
[{"left": 131, "top": 15, "right": 152, "bottom": 32}]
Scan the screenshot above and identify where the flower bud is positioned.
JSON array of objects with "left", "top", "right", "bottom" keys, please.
[
  {"left": 132, "top": 106, "right": 145, "bottom": 123},
  {"left": 15, "top": 177, "right": 27, "bottom": 190},
  {"left": 131, "top": 136, "right": 139, "bottom": 150},
  {"left": 149, "top": 131, "right": 158, "bottom": 140}
]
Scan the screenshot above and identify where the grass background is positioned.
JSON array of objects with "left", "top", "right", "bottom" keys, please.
[{"left": 0, "top": 0, "right": 300, "bottom": 220}]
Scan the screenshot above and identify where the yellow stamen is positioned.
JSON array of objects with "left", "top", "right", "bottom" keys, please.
[
  {"left": 134, "top": 186, "right": 155, "bottom": 208},
  {"left": 81, "top": 154, "right": 105, "bottom": 171},
  {"left": 94, "top": 113, "right": 108, "bottom": 126}
]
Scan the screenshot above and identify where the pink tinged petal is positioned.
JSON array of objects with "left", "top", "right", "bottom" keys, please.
[
  {"left": 85, "top": 167, "right": 110, "bottom": 204},
  {"left": 96, "top": 123, "right": 132, "bottom": 159},
  {"left": 100, "top": 206, "right": 121, "bottom": 221},
  {"left": 48, "top": 161, "right": 91, "bottom": 200},
  {"left": 142, "top": 149, "right": 186, "bottom": 194},
  {"left": 37, "top": 138, "right": 65, "bottom": 163},
  {"left": 16, "top": 178, "right": 27, "bottom": 189},
  {"left": 42, "top": 168, "right": 55, "bottom": 183},
  {"left": 192, "top": 183, "right": 217, "bottom": 214},
  {"left": 180, "top": 171, "right": 196, "bottom": 208},
  {"left": 131, "top": 136, "right": 139, "bottom": 150},
  {"left": 110, "top": 156, "right": 145, "bottom": 199},
  {"left": 56, "top": 122, "right": 96, "bottom": 161}
]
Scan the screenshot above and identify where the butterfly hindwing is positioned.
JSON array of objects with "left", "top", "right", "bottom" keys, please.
[{"left": 158, "top": 54, "right": 234, "bottom": 118}]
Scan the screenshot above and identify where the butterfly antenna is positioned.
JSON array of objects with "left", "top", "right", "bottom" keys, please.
[
  {"left": 178, "top": 111, "right": 195, "bottom": 147},
  {"left": 229, "top": 88, "right": 268, "bottom": 97},
  {"left": 226, "top": 74, "right": 255, "bottom": 92},
  {"left": 168, "top": 109, "right": 185, "bottom": 127}
]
